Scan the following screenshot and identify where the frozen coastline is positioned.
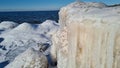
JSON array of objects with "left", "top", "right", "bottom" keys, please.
[{"left": 0, "top": 1, "right": 120, "bottom": 68}]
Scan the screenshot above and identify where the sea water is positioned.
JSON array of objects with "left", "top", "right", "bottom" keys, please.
[{"left": 0, "top": 10, "right": 59, "bottom": 24}]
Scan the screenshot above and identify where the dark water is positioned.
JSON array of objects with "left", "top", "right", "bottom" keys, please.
[
  {"left": 0, "top": 61, "right": 9, "bottom": 68},
  {"left": 0, "top": 10, "right": 59, "bottom": 24}
]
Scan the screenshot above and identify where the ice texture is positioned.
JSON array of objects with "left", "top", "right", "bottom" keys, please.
[
  {"left": 0, "top": 20, "right": 59, "bottom": 65},
  {"left": 5, "top": 48, "right": 48, "bottom": 68},
  {"left": 51, "top": 2, "right": 120, "bottom": 68}
]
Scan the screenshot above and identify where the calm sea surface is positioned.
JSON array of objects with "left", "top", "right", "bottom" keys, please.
[{"left": 0, "top": 10, "right": 59, "bottom": 24}]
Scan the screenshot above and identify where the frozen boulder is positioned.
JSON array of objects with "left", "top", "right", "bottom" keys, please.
[
  {"left": 5, "top": 48, "right": 48, "bottom": 68},
  {"left": 38, "top": 20, "right": 59, "bottom": 36},
  {"left": 11, "top": 22, "right": 35, "bottom": 32},
  {"left": 0, "top": 21, "right": 18, "bottom": 30},
  {"left": 51, "top": 2, "right": 120, "bottom": 68}
]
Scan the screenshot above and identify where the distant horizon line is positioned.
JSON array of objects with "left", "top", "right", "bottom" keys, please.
[{"left": 0, "top": 9, "right": 59, "bottom": 12}]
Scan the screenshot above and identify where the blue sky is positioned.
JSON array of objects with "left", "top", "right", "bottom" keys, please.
[{"left": 0, "top": 0, "right": 120, "bottom": 11}]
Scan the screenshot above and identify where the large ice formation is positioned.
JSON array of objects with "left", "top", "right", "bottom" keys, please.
[{"left": 51, "top": 2, "right": 120, "bottom": 68}]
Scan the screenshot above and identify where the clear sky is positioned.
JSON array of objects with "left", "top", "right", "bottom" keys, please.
[{"left": 0, "top": 0, "right": 120, "bottom": 11}]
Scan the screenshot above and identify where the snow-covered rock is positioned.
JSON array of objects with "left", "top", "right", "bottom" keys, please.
[
  {"left": 0, "top": 21, "right": 18, "bottom": 30},
  {"left": 5, "top": 48, "right": 48, "bottom": 68},
  {"left": 51, "top": 2, "right": 120, "bottom": 68},
  {"left": 12, "top": 22, "right": 35, "bottom": 32},
  {"left": 38, "top": 20, "right": 59, "bottom": 37},
  {"left": 0, "top": 20, "right": 59, "bottom": 64}
]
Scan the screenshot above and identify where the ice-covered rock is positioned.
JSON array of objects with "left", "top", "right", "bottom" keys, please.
[
  {"left": 0, "top": 20, "right": 59, "bottom": 64},
  {"left": 0, "top": 21, "right": 18, "bottom": 34},
  {"left": 0, "top": 21, "right": 18, "bottom": 30},
  {"left": 51, "top": 2, "right": 120, "bottom": 68},
  {"left": 5, "top": 48, "right": 48, "bottom": 68},
  {"left": 51, "top": 26, "right": 68, "bottom": 68},
  {"left": 12, "top": 22, "right": 35, "bottom": 32},
  {"left": 38, "top": 20, "right": 59, "bottom": 37}
]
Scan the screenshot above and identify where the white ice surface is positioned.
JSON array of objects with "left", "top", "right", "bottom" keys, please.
[{"left": 0, "top": 20, "right": 59, "bottom": 63}]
